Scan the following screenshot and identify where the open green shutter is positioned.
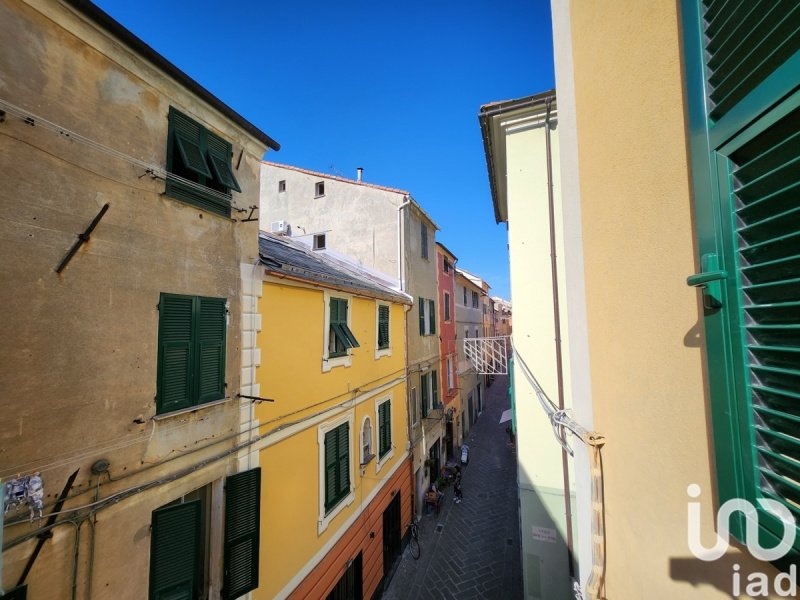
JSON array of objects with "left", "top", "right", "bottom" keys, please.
[
  {"left": 157, "top": 294, "right": 194, "bottom": 413},
  {"left": 684, "top": 0, "right": 800, "bottom": 554},
  {"left": 418, "top": 298, "right": 425, "bottom": 335},
  {"left": 431, "top": 371, "right": 438, "bottom": 407},
  {"left": 150, "top": 501, "right": 201, "bottom": 600},
  {"left": 197, "top": 297, "right": 226, "bottom": 404},
  {"left": 207, "top": 134, "right": 242, "bottom": 193},
  {"left": 429, "top": 299, "right": 436, "bottom": 335},
  {"left": 224, "top": 469, "right": 261, "bottom": 600}
]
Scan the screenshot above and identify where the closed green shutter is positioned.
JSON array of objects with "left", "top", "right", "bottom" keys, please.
[
  {"left": 420, "top": 374, "right": 428, "bottom": 419},
  {"left": 444, "top": 293, "right": 450, "bottom": 321},
  {"left": 150, "top": 501, "right": 201, "bottom": 600},
  {"left": 683, "top": 0, "right": 800, "bottom": 553},
  {"left": 157, "top": 295, "right": 194, "bottom": 413},
  {"left": 418, "top": 297, "right": 426, "bottom": 335},
  {"left": 379, "top": 401, "right": 391, "bottom": 457},
  {"left": 429, "top": 299, "right": 436, "bottom": 335},
  {"left": 197, "top": 297, "right": 226, "bottom": 403},
  {"left": 378, "top": 305, "right": 390, "bottom": 349},
  {"left": 431, "top": 370, "right": 438, "bottom": 408},
  {"left": 324, "top": 423, "right": 350, "bottom": 512},
  {"left": 224, "top": 468, "right": 261, "bottom": 599}
]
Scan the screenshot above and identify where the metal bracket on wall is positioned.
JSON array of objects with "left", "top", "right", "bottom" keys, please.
[
  {"left": 55, "top": 203, "right": 110, "bottom": 274},
  {"left": 237, "top": 205, "right": 259, "bottom": 223}
]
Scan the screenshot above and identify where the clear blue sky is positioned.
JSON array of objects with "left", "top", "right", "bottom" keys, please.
[{"left": 94, "top": 0, "right": 555, "bottom": 299}]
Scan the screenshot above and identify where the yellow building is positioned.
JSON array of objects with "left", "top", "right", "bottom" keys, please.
[
  {"left": 253, "top": 232, "right": 413, "bottom": 599},
  {"left": 482, "top": 1, "right": 799, "bottom": 598}
]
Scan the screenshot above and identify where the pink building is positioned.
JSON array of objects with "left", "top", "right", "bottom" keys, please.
[{"left": 436, "top": 243, "right": 461, "bottom": 460}]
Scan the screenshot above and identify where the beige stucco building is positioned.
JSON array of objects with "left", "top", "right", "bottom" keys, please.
[
  {"left": 260, "top": 163, "right": 443, "bottom": 517},
  {"left": 482, "top": 1, "right": 798, "bottom": 598},
  {"left": 0, "top": 1, "right": 277, "bottom": 598},
  {"left": 454, "top": 269, "right": 486, "bottom": 435}
]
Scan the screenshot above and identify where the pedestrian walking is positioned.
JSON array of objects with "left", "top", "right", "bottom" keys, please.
[{"left": 453, "top": 474, "right": 463, "bottom": 503}]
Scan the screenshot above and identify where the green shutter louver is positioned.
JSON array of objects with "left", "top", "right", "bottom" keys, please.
[
  {"left": 150, "top": 501, "right": 201, "bottom": 600},
  {"left": 329, "top": 298, "right": 358, "bottom": 357},
  {"left": 224, "top": 469, "right": 261, "bottom": 599},
  {"left": 379, "top": 401, "right": 391, "bottom": 457},
  {"left": 157, "top": 295, "right": 195, "bottom": 413},
  {"left": 378, "top": 305, "right": 390, "bottom": 349},
  {"left": 324, "top": 423, "right": 350, "bottom": 512},
  {"left": 431, "top": 370, "right": 438, "bottom": 407},
  {"left": 429, "top": 299, "right": 436, "bottom": 335},
  {"left": 702, "top": 1, "right": 800, "bottom": 121},
  {"left": 727, "top": 103, "right": 800, "bottom": 529},
  {"left": 197, "top": 297, "right": 226, "bottom": 403}
]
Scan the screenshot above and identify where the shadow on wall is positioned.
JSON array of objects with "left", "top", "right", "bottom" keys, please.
[{"left": 670, "top": 549, "right": 790, "bottom": 599}]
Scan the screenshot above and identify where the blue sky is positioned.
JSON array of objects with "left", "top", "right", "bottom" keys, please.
[{"left": 93, "top": 0, "right": 555, "bottom": 299}]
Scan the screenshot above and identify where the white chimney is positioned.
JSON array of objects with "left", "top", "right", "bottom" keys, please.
[{"left": 356, "top": 167, "right": 363, "bottom": 182}]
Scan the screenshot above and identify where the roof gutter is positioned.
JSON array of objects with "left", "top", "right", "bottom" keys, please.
[
  {"left": 63, "top": 0, "right": 280, "bottom": 151},
  {"left": 261, "top": 268, "right": 412, "bottom": 306}
]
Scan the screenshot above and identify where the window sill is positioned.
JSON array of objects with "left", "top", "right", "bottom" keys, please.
[
  {"left": 322, "top": 354, "right": 352, "bottom": 372},
  {"left": 375, "top": 447, "right": 394, "bottom": 473},
  {"left": 153, "top": 396, "right": 232, "bottom": 421},
  {"left": 375, "top": 347, "right": 392, "bottom": 360}
]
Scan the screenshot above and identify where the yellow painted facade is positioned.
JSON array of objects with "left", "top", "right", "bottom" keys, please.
[{"left": 254, "top": 276, "right": 409, "bottom": 599}]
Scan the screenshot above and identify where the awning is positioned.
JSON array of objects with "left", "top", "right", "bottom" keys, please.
[{"left": 499, "top": 409, "right": 512, "bottom": 424}]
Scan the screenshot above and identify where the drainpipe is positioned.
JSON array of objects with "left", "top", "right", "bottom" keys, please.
[
  {"left": 0, "top": 480, "right": 4, "bottom": 595},
  {"left": 545, "top": 98, "right": 575, "bottom": 579}
]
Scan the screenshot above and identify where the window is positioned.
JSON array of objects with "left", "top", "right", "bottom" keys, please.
[
  {"left": 447, "top": 357, "right": 454, "bottom": 390},
  {"left": 315, "top": 181, "right": 325, "bottom": 197},
  {"left": 377, "top": 303, "right": 390, "bottom": 352},
  {"left": 313, "top": 233, "right": 326, "bottom": 250},
  {"left": 378, "top": 399, "right": 392, "bottom": 458},
  {"left": 431, "top": 369, "right": 439, "bottom": 409},
  {"left": 156, "top": 293, "right": 226, "bottom": 415},
  {"left": 324, "top": 422, "right": 350, "bottom": 512},
  {"left": 328, "top": 297, "right": 359, "bottom": 359},
  {"left": 463, "top": 286, "right": 467, "bottom": 306},
  {"left": 278, "top": 179, "right": 286, "bottom": 192},
  {"left": 443, "top": 257, "right": 451, "bottom": 273},
  {"left": 444, "top": 292, "right": 451, "bottom": 321},
  {"left": 472, "top": 291, "right": 479, "bottom": 308},
  {"left": 417, "top": 297, "right": 436, "bottom": 336},
  {"left": 421, "top": 222, "right": 429, "bottom": 259},
  {"left": 166, "top": 107, "right": 240, "bottom": 218},
  {"left": 420, "top": 372, "right": 438, "bottom": 418},
  {"left": 360, "top": 417, "right": 373, "bottom": 465},
  {"left": 149, "top": 470, "right": 260, "bottom": 600},
  {"left": 428, "top": 299, "right": 436, "bottom": 335},
  {"left": 474, "top": 328, "right": 479, "bottom": 339},
  {"left": 682, "top": 0, "right": 800, "bottom": 555},
  {"left": 420, "top": 373, "right": 429, "bottom": 419}
]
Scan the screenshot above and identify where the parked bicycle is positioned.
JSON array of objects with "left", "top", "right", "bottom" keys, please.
[{"left": 408, "top": 519, "right": 420, "bottom": 560}]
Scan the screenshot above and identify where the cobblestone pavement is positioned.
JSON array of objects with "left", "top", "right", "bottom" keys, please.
[{"left": 382, "top": 375, "right": 522, "bottom": 600}]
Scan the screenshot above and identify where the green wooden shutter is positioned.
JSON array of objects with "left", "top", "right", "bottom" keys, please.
[
  {"left": 150, "top": 501, "right": 201, "bottom": 600},
  {"left": 429, "top": 299, "right": 436, "bottom": 335},
  {"left": 418, "top": 298, "right": 426, "bottom": 335},
  {"left": 683, "top": 0, "right": 800, "bottom": 553},
  {"left": 324, "top": 429, "right": 339, "bottom": 511},
  {"left": 171, "top": 109, "right": 212, "bottom": 178},
  {"left": 431, "top": 370, "right": 438, "bottom": 407},
  {"left": 197, "top": 297, "right": 226, "bottom": 404},
  {"left": 207, "top": 134, "right": 242, "bottom": 193},
  {"left": 379, "top": 401, "right": 391, "bottom": 457},
  {"left": 224, "top": 468, "right": 261, "bottom": 599},
  {"left": 337, "top": 423, "right": 350, "bottom": 499},
  {"left": 444, "top": 293, "right": 450, "bottom": 321},
  {"left": 378, "top": 305, "right": 390, "bottom": 349},
  {"left": 420, "top": 374, "right": 428, "bottom": 418},
  {"left": 157, "top": 294, "right": 194, "bottom": 414}
]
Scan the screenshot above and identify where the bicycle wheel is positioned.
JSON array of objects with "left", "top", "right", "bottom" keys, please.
[{"left": 409, "top": 532, "right": 420, "bottom": 560}]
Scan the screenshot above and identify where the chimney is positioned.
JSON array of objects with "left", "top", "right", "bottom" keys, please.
[{"left": 356, "top": 167, "right": 363, "bottom": 182}]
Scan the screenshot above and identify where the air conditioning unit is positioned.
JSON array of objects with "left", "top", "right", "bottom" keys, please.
[{"left": 271, "top": 220, "right": 288, "bottom": 235}]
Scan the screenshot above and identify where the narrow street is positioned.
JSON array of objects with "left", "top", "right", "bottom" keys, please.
[{"left": 382, "top": 374, "right": 522, "bottom": 600}]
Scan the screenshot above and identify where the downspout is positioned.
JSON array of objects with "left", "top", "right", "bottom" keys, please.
[{"left": 545, "top": 98, "right": 575, "bottom": 579}]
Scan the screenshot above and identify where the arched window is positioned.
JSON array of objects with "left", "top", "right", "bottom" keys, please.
[{"left": 361, "top": 417, "right": 373, "bottom": 464}]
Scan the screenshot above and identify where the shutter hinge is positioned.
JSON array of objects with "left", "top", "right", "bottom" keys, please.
[{"left": 687, "top": 253, "right": 726, "bottom": 309}]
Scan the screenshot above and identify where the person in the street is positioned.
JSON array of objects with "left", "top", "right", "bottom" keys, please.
[{"left": 453, "top": 474, "right": 463, "bottom": 503}]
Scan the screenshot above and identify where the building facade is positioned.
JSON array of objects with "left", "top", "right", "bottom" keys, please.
[
  {"left": 259, "top": 163, "right": 442, "bottom": 517},
  {"left": 253, "top": 232, "right": 412, "bottom": 599},
  {"left": 481, "top": 1, "right": 800, "bottom": 598},
  {"left": 454, "top": 269, "right": 485, "bottom": 436},
  {"left": 0, "top": 1, "right": 278, "bottom": 598}
]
